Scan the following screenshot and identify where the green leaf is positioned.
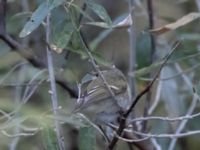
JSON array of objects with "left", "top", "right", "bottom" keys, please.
[
  {"left": 42, "top": 124, "right": 59, "bottom": 150},
  {"left": 69, "top": 31, "right": 85, "bottom": 51},
  {"left": 52, "top": 20, "right": 74, "bottom": 49},
  {"left": 19, "top": 3, "right": 50, "bottom": 37},
  {"left": 89, "top": 28, "right": 113, "bottom": 50},
  {"left": 67, "top": 31, "right": 111, "bottom": 66},
  {"left": 67, "top": 45, "right": 111, "bottom": 66},
  {"left": 133, "top": 61, "right": 162, "bottom": 76},
  {"left": 78, "top": 126, "right": 96, "bottom": 150},
  {"left": 67, "top": 4, "right": 80, "bottom": 28},
  {"left": 8, "top": 11, "right": 32, "bottom": 34},
  {"left": 136, "top": 32, "right": 151, "bottom": 68},
  {"left": 19, "top": 0, "right": 64, "bottom": 38},
  {"left": 91, "top": 51, "right": 111, "bottom": 66},
  {"left": 70, "top": 3, "right": 94, "bottom": 22},
  {"left": 11, "top": 11, "right": 32, "bottom": 20},
  {"left": 84, "top": 14, "right": 132, "bottom": 29},
  {"left": 89, "top": 13, "right": 129, "bottom": 50},
  {"left": 48, "top": 0, "right": 64, "bottom": 9},
  {"left": 85, "top": 0, "right": 112, "bottom": 25}
]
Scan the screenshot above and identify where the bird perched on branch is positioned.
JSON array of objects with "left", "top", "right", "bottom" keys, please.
[{"left": 74, "top": 67, "right": 131, "bottom": 125}]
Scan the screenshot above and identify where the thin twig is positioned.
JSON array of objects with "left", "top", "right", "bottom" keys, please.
[
  {"left": 9, "top": 64, "right": 25, "bottom": 150},
  {"left": 131, "top": 129, "right": 200, "bottom": 139},
  {"left": 167, "top": 67, "right": 197, "bottom": 150},
  {"left": 148, "top": 71, "right": 163, "bottom": 115},
  {"left": 128, "top": 0, "right": 137, "bottom": 99},
  {"left": 127, "top": 1, "right": 154, "bottom": 149},
  {"left": 138, "top": 63, "right": 200, "bottom": 81},
  {"left": 0, "top": 109, "right": 11, "bottom": 120},
  {"left": 107, "top": 121, "right": 200, "bottom": 139},
  {"left": 130, "top": 111, "right": 200, "bottom": 123},
  {"left": 0, "top": 62, "right": 27, "bottom": 85},
  {"left": 147, "top": 0, "right": 156, "bottom": 60},
  {"left": 131, "top": 51, "right": 200, "bottom": 78},
  {"left": 74, "top": 2, "right": 119, "bottom": 102},
  {"left": 78, "top": 31, "right": 119, "bottom": 106},
  {"left": 22, "top": 69, "right": 46, "bottom": 103},
  {"left": 0, "top": 82, "right": 47, "bottom": 87},
  {"left": 143, "top": 0, "right": 156, "bottom": 132},
  {"left": 114, "top": 132, "right": 150, "bottom": 142},
  {"left": 2, "top": 130, "right": 38, "bottom": 137},
  {"left": 109, "top": 123, "right": 200, "bottom": 140},
  {"left": 127, "top": 41, "right": 178, "bottom": 117},
  {"left": 150, "top": 138, "right": 161, "bottom": 150},
  {"left": 108, "top": 41, "right": 180, "bottom": 150},
  {"left": 0, "top": 0, "right": 77, "bottom": 98},
  {"left": 77, "top": 113, "right": 110, "bottom": 144}
]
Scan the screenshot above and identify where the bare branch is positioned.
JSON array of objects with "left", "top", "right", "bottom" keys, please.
[
  {"left": 108, "top": 122, "right": 200, "bottom": 141},
  {"left": 2, "top": 130, "right": 38, "bottom": 137},
  {"left": 131, "top": 129, "right": 200, "bottom": 139},
  {"left": 108, "top": 41, "right": 180, "bottom": 150},
  {"left": 46, "top": 13, "right": 65, "bottom": 150},
  {"left": 148, "top": 72, "right": 163, "bottom": 114},
  {"left": 128, "top": 0, "right": 137, "bottom": 99},
  {"left": 78, "top": 31, "right": 119, "bottom": 106},
  {"left": 168, "top": 70, "right": 198, "bottom": 150},
  {"left": 142, "top": 0, "right": 156, "bottom": 132},
  {"left": 114, "top": 132, "right": 150, "bottom": 142},
  {"left": 130, "top": 111, "right": 200, "bottom": 123},
  {"left": 0, "top": 0, "right": 77, "bottom": 98}
]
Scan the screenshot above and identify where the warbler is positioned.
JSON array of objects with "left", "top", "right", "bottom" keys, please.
[{"left": 74, "top": 67, "right": 131, "bottom": 125}]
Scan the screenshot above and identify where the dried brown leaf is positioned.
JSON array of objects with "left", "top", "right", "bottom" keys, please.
[{"left": 150, "top": 12, "right": 200, "bottom": 35}]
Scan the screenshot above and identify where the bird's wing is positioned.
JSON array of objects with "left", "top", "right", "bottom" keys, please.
[{"left": 84, "top": 85, "right": 122, "bottom": 104}]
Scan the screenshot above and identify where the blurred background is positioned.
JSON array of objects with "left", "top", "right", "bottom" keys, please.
[{"left": 1, "top": 0, "right": 200, "bottom": 150}]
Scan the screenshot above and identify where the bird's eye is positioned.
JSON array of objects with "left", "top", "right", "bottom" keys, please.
[{"left": 94, "top": 72, "right": 99, "bottom": 77}]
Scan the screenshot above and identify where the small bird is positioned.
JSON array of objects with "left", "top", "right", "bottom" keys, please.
[{"left": 74, "top": 67, "right": 131, "bottom": 125}]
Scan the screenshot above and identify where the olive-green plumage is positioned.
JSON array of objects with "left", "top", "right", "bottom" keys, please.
[{"left": 75, "top": 68, "right": 131, "bottom": 124}]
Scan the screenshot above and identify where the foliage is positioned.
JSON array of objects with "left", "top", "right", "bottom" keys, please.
[{"left": 1, "top": 0, "right": 200, "bottom": 150}]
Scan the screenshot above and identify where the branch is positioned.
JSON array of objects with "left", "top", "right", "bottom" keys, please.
[
  {"left": 131, "top": 129, "right": 200, "bottom": 139},
  {"left": 46, "top": 13, "right": 65, "bottom": 150},
  {"left": 108, "top": 41, "right": 180, "bottom": 150},
  {"left": 0, "top": 0, "right": 78, "bottom": 98},
  {"left": 109, "top": 122, "right": 200, "bottom": 141},
  {"left": 142, "top": 0, "right": 156, "bottom": 132},
  {"left": 2, "top": 130, "right": 38, "bottom": 137},
  {"left": 128, "top": 0, "right": 137, "bottom": 99},
  {"left": 78, "top": 30, "right": 119, "bottom": 106},
  {"left": 167, "top": 71, "right": 198, "bottom": 150},
  {"left": 147, "top": 74, "right": 162, "bottom": 115},
  {"left": 130, "top": 111, "right": 200, "bottom": 123}
]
